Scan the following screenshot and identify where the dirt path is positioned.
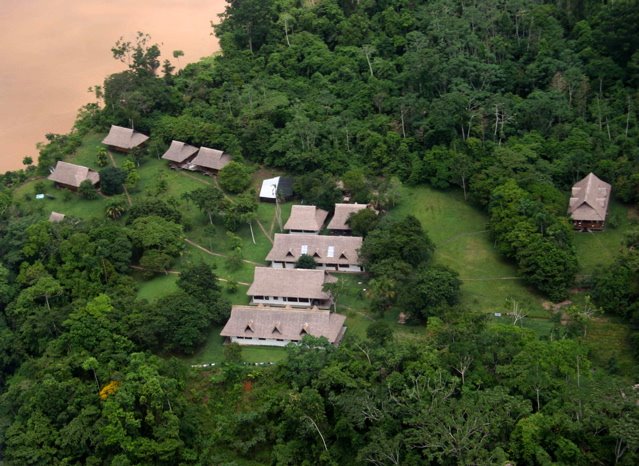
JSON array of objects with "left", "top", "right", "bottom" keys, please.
[
  {"left": 184, "top": 238, "right": 263, "bottom": 266},
  {"left": 460, "top": 276, "right": 522, "bottom": 281},
  {"left": 255, "top": 219, "right": 273, "bottom": 244},
  {"left": 130, "top": 265, "right": 250, "bottom": 286},
  {"left": 179, "top": 171, "right": 212, "bottom": 186},
  {"left": 107, "top": 151, "right": 133, "bottom": 207}
]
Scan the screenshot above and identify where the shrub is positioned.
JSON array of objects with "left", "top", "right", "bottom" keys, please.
[
  {"left": 99, "top": 167, "right": 127, "bottom": 195},
  {"left": 218, "top": 161, "right": 252, "bottom": 194}
]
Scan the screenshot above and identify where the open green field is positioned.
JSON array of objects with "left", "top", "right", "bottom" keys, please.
[
  {"left": 391, "top": 185, "right": 548, "bottom": 317},
  {"left": 571, "top": 200, "right": 636, "bottom": 276}
]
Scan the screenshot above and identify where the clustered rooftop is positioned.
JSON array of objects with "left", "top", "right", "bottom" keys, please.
[{"left": 220, "top": 200, "right": 370, "bottom": 347}]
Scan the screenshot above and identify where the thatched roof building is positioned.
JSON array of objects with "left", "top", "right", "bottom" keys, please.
[
  {"left": 102, "top": 125, "right": 148, "bottom": 151},
  {"left": 284, "top": 205, "right": 329, "bottom": 233},
  {"left": 327, "top": 203, "right": 369, "bottom": 232},
  {"left": 190, "top": 147, "right": 232, "bottom": 173},
  {"left": 221, "top": 305, "right": 346, "bottom": 346},
  {"left": 48, "top": 161, "right": 99, "bottom": 190},
  {"left": 568, "top": 173, "right": 611, "bottom": 231},
  {"left": 161, "top": 140, "right": 199, "bottom": 164},
  {"left": 266, "top": 233, "right": 363, "bottom": 272},
  {"left": 247, "top": 267, "right": 336, "bottom": 308}
]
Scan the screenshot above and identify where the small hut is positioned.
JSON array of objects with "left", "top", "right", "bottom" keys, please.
[
  {"left": 160, "top": 140, "right": 199, "bottom": 168},
  {"left": 102, "top": 125, "right": 148, "bottom": 152},
  {"left": 259, "top": 176, "right": 294, "bottom": 202},
  {"left": 327, "top": 203, "right": 369, "bottom": 234},
  {"left": 48, "top": 212, "right": 66, "bottom": 223},
  {"left": 47, "top": 161, "right": 100, "bottom": 191},
  {"left": 568, "top": 173, "right": 611, "bottom": 231},
  {"left": 190, "top": 147, "right": 232, "bottom": 175},
  {"left": 283, "top": 205, "right": 328, "bottom": 234}
]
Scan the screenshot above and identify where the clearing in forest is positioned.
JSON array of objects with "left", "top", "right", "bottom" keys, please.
[{"left": 390, "top": 185, "right": 547, "bottom": 318}]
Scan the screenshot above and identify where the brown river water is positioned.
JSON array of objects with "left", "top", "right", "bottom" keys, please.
[{"left": 0, "top": 0, "right": 225, "bottom": 173}]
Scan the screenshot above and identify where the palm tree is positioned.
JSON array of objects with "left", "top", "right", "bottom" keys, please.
[{"left": 105, "top": 199, "right": 126, "bottom": 220}]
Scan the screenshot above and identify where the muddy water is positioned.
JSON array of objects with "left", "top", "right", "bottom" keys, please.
[{"left": 0, "top": 0, "right": 225, "bottom": 173}]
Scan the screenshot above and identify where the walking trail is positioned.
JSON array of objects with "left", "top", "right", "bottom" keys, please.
[
  {"left": 184, "top": 238, "right": 263, "bottom": 266},
  {"left": 130, "top": 265, "right": 250, "bottom": 286}
]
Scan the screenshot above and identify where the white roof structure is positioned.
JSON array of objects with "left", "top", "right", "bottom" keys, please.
[{"left": 260, "top": 176, "right": 281, "bottom": 199}]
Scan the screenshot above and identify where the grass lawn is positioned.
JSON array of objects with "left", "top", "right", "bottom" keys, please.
[
  {"left": 584, "top": 317, "right": 638, "bottom": 376},
  {"left": 571, "top": 201, "right": 636, "bottom": 276},
  {"left": 391, "top": 185, "right": 548, "bottom": 317},
  {"left": 184, "top": 325, "right": 287, "bottom": 365},
  {"left": 136, "top": 273, "right": 179, "bottom": 301}
]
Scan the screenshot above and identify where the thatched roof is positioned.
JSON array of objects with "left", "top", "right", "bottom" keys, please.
[
  {"left": 327, "top": 203, "right": 369, "bottom": 231},
  {"left": 102, "top": 125, "right": 148, "bottom": 149},
  {"left": 47, "top": 161, "right": 100, "bottom": 188},
  {"left": 568, "top": 173, "right": 611, "bottom": 222},
  {"left": 266, "top": 234, "right": 363, "bottom": 265},
  {"left": 247, "top": 267, "right": 336, "bottom": 300},
  {"left": 161, "top": 140, "right": 199, "bottom": 163},
  {"left": 48, "top": 212, "right": 65, "bottom": 223},
  {"left": 284, "top": 205, "right": 329, "bottom": 232},
  {"left": 220, "top": 305, "right": 346, "bottom": 344},
  {"left": 190, "top": 147, "right": 232, "bottom": 170}
]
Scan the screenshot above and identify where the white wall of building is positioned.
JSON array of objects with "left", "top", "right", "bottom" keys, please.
[
  {"left": 231, "top": 336, "right": 291, "bottom": 347},
  {"left": 250, "top": 296, "right": 313, "bottom": 307},
  {"left": 269, "top": 261, "right": 362, "bottom": 272},
  {"left": 288, "top": 229, "right": 320, "bottom": 234}
]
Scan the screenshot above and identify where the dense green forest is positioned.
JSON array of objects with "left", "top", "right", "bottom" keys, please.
[{"left": 1, "top": 0, "right": 639, "bottom": 464}]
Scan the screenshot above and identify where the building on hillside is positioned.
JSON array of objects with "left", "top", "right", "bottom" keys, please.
[
  {"left": 568, "top": 173, "right": 612, "bottom": 231},
  {"left": 102, "top": 125, "right": 149, "bottom": 152},
  {"left": 327, "top": 203, "right": 369, "bottom": 234},
  {"left": 160, "top": 140, "right": 199, "bottom": 168},
  {"left": 247, "top": 267, "right": 336, "bottom": 308},
  {"left": 259, "top": 176, "right": 294, "bottom": 202},
  {"left": 47, "top": 161, "right": 100, "bottom": 191},
  {"left": 266, "top": 233, "right": 363, "bottom": 272},
  {"left": 48, "top": 212, "right": 65, "bottom": 223},
  {"left": 189, "top": 147, "right": 232, "bottom": 175},
  {"left": 220, "top": 305, "right": 347, "bottom": 347},
  {"left": 283, "top": 205, "right": 329, "bottom": 234}
]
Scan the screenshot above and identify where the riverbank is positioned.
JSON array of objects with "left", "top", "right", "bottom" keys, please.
[{"left": 0, "top": 0, "right": 225, "bottom": 173}]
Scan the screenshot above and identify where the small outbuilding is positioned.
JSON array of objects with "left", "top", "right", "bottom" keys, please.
[
  {"left": 48, "top": 161, "right": 100, "bottom": 191},
  {"left": 327, "top": 203, "right": 369, "bottom": 234},
  {"left": 190, "top": 147, "right": 232, "bottom": 175},
  {"left": 161, "top": 140, "right": 199, "bottom": 168},
  {"left": 102, "top": 125, "right": 149, "bottom": 152},
  {"left": 568, "top": 173, "right": 611, "bottom": 231},
  {"left": 247, "top": 267, "right": 336, "bottom": 309},
  {"left": 284, "top": 205, "right": 328, "bottom": 234},
  {"left": 259, "top": 176, "right": 294, "bottom": 202},
  {"left": 220, "top": 305, "right": 347, "bottom": 347},
  {"left": 48, "top": 212, "right": 66, "bottom": 223}
]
